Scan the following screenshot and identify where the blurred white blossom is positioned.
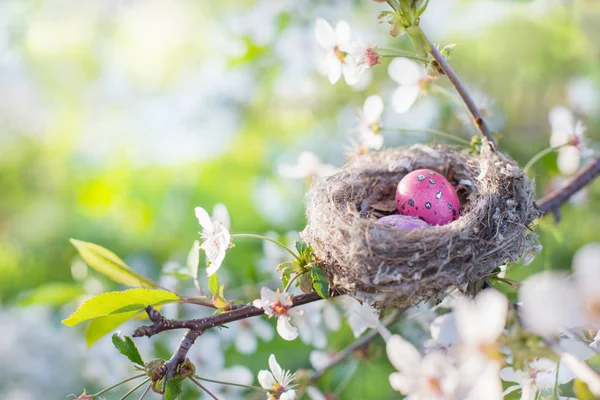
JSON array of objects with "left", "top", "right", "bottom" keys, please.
[
  {"left": 314, "top": 18, "right": 361, "bottom": 85},
  {"left": 355, "top": 95, "right": 384, "bottom": 150},
  {"left": 386, "top": 334, "right": 460, "bottom": 399},
  {"left": 278, "top": 152, "right": 337, "bottom": 181},
  {"left": 195, "top": 205, "right": 231, "bottom": 276},
  {"left": 223, "top": 318, "right": 275, "bottom": 355},
  {"left": 501, "top": 358, "right": 577, "bottom": 399},
  {"left": 388, "top": 58, "right": 429, "bottom": 113},
  {"left": 201, "top": 365, "right": 254, "bottom": 400},
  {"left": 339, "top": 295, "right": 380, "bottom": 338},
  {"left": 258, "top": 354, "right": 297, "bottom": 400},
  {"left": 567, "top": 76, "right": 600, "bottom": 116},
  {"left": 253, "top": 287, "right": 300, "bottom": 340}
]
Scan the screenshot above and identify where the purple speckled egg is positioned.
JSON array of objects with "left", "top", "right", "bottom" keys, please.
[
  {"left": 377, "top": 214, "right": 430, "bottom": 230},
  {"left": 395, "top": 169, "right": 460, "bottom": 225}
]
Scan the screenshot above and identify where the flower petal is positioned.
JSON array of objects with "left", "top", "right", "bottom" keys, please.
[
  {"left": 268, "top": 354, "right": 284, "bottom": 383},
  {"left": 306, "top": 386, "right": 326, "bottom": 400},
  {"left": 212, "top": 203, "right": 230, "bottom": 230},
  {"left": 342, "top": 57, "right": 361, "bottom": 86},
  {"left": 388, "top": 372, "right": 414, "bottom": 393},
  {"left": 386, "top": 334, "right": 422, "bottom": 373},
  {"left": 335, "top": 20, "right": 351, "bottom": 46},
  {"left": 392, "top": 85, "right": 420, "bottom": 113},
  {"left": 315, "top": 18, "right": 336, "bottom": 49},
  {"left": 258, "top": 369, "right": 276, "bottom": 390},
  {"left": 363, "top": 95, "right": 384, "bottom": 124},
  {"left": 194, "top": 207, "right": 213, "bottom": 232},
  {"left": 327, "top": 59, "right": 342, "bottom": 84},
  {"left": 454, "top": 289, "right": 508, "bottom": 346},
  {"left": 557, "top": 146, "right": 581, "bottom": 176},
  {"left": 388, "top": 58, "right": 422, "bottom": 85},
  {"left": 280, "top": 389, "right": 297, "bottom": 400},
  {"left": 277, "top": 316, "right": 299, "bottom": 341}
]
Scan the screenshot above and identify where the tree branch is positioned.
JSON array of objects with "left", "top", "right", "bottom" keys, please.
[
  {"left": 537, "top": 157, "right": 600, "bottom": 221},
  {"left": 428, "top": 42, "right": 498, "bottom": 151},
  {"left": 134, "top": 292, "right": 332, "bottom": 338}
]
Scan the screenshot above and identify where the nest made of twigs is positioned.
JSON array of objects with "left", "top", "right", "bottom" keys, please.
[{"left": 302, "top": 142, "right": 541, "bottom": 309}]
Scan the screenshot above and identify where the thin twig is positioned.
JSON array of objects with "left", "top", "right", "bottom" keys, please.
[
  {"left": 190, "top": 376, "right": 220, "bottom": 400},
  {"left": 134, "top": 292, "right": 333, "bottom": 338},
  {"left": 537, "top": 157, "right": 600, "bottom": 222},
  {"left": 428, "top": 42, "right": 498, "bottom": 151},
  {"left": 310, "top": 309, "right": 406, "bottom": 380},
  {"left": 138, "top": 383, "right": 152, "bottom": 400},
  {"left": 119, "top": 378, "right": 150, "bottom": 400}
]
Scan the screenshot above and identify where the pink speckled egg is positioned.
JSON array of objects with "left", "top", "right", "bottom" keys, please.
[
  {"left": 377, "top": 214, "right": 430, "bottom": 230},
  {"left": 395, "top": 169, "right": 460, "bottom": 225}
]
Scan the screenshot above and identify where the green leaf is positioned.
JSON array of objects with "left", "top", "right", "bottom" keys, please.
[
  {"left": 111, "top": 333, "right": 144, "bottom": 366},
  {"left": 17, "top": 282, "right": 84, "bottom": 307},
  {"left": 311, "top": 265, "right": 330, "bottom": 298},
  {"left": 208, "top": 273, "right": 220, "bottom": 296},
  {"left": 70, "top": 239, "right": 157, "bottom": 288},
  {"left": 295, "top": 241, "right": 308, "bottom": 255},
  {"left": 186, "top": 240, "right": 200, "bottom": 279},
  {"left": 62, "top": 288, "right": 179, "bottom": 327},
  {"left": 164, "top": 377, "right": 184, "bottom": 400},
  {"left": 276, "top": 262, "right": 295, "bottom": 272},
  {"left": 85, "top": 311, "right": 140, "bottom": 346},
  {"left": 298, "top": 272, "right": 313, "bottom": 294},
  {"left": 281, "top": 271, "right": 291, "bottom": 289}
]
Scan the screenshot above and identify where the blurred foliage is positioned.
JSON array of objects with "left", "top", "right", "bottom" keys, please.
[{"left": 1, "top": 0, "right": 600, "bottom": 399}]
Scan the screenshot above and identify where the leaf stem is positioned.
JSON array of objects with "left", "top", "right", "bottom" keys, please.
[
  {"left": 523, "top": 144, "right": 567, "bottom": 173},
  {"left": 189, "top": 376, "right": 219, "bottom": 400},
  {"left": 194, "top": 375, "right": 269, "bottom": 392},
  {"left": 383, "top": 127, "right": 471, "bottom": 145},
  {"left": 284, "top": 271, "right": 305, "bottom": 292},
  {"left": 231, "top": 234, "right": 300, "bottom": 262},
  {"left": 92, "top": 374, "right": 148, "bottom": 397},
  {"left": 379, "top": 54, "right": 429, "bottom": 64},
  {"left": 119, "top": 378, "right": 150, "bottom": 400}
]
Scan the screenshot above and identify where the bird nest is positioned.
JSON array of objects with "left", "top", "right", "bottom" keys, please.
[{"left": 302, "top": 142, "right": 541, "bottom": 309}]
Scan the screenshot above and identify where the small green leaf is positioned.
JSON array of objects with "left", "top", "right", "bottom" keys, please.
[
  {"left": 17, "top": 282, "right": 85, "bottom": 307},
  {"left": 111, "top": 333, "right": 144, "bottom": 366},
  {"left": 295, "top": 241, "right": 308, "bottom": 255},
  {"left": 85, "top": 311, "right": 140, "bottom": 346},
  {"left": 208, "top": 273, "right": 220, "bottom": 296},
  {"left": 164, "top": 377, "right": 184, "bottom": 400},
  {"left": 311, "top": 265, "right": 330, "bottom": 298},
  {"left": 298, "top": 272, "right": 313, "bottom": 294},
  {"left": 186, "top": 240, "right": 200, "bottom": 279},
  {"left": 281, "top": 271, "right": 291, "bottom": 289},
  {"left": 62, "top": 288, "right": 179, "bottom": 327},
  {"left": 276, "top": 262, "right": 295, "bottom": 272},
  {"left": 70, "top": 239, "right": 157, "bottom": 288}
]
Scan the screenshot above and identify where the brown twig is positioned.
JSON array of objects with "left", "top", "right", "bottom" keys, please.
[
  {"left": 160, "top": 329, "right": 200, "bottom": 399},
  {"left": 428, "top": 43, "right": 498, "bottom": 151},
  {"left": 134, "top": 292, "right": 330, "bottom": 338},
  {"left": 310, "top": 309, "right": 406, "bottom": 380},
  {"left": 537, "top": 157, "right": 600, "bottom": 222}
]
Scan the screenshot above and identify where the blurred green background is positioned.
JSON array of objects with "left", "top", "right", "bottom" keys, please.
[{"left": 1, "top": 0, "right": 599, "bottom": 399}]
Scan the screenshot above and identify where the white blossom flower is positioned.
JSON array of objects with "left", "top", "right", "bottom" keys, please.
[
  {"left": 567, "top": 76, "right": 600, "bottom": 116},
  {"left": 194, "top": 206, "right": 231, "bottom": 276},
  {"left": 315, "top": 18, "right": 361, "bottom": 85},
  {"left": 520, "top": 243, "right": 600, "bottom": 335},
  {"left": 424, "top": 312, "right": 460, "bottom": 355},
  {"left": 501, "top": 358, "right": 578, "bottom": 399},
  {"left": 294, "top": 303, "right": 328, "bottom": 349},
  {"left": 339, "top": 295, "right": 380, "bottom": 338},
  {"left": 386, "top": 334, "right": 460, "bottom": 399},
  {"left": 355, "top": 95, "right": 384, "bottom": 150},
  {"left": 224, "top": 318, "right": 275, "bottom": 355},
  {"left": 453, "top": 289, "right": 508, "bottom": 360},
  {"left": 258, "top": 354, "right": 297, "bottom": 400},
  {"left": 305, "top": 386, "right": 327, "bottom": 400},
  {"left": 388, "top": 58, "right": 429, "bottom": 113},
  {"left": 549, "top": 106, "right": 590, "bottom": 175},
  {"left": 309, "top": 350, "right": 332, "bottom": 371},
  {"left": 277, "top": 152, "right": 337, "bottom": 181},
  {"left": 253, "top": 288, "right": 300, "bottom": 341},
  {"left": 347, "top": 40, "right": 381, "bottom": 73}
]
